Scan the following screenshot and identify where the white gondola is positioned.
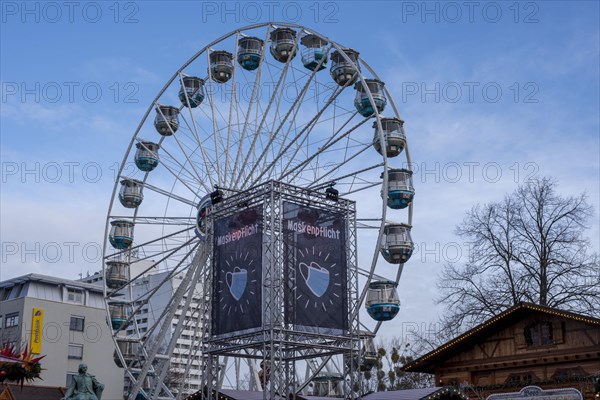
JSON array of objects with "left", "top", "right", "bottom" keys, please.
[
  {"left": 154, "top": 105, "right": 179, "bottom": 136},
  {"left": 373, "top": 117, "right": 407, "bottom": 157},
  {"left": 330, "top": 48, "right": 360, "bottom": 86},
  {"left": 380, "top": 223, "right": 413, "bottom": 264},
  {"left": 270, "top": 27, "right": 297, "bottom": 62},
  {"left": 119, "top": 178, "right": 144, "bottom": 208}
]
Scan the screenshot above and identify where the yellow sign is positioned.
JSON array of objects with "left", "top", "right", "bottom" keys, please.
[{"left": 30, "top": 308, "right": 44, "bottom": 354}]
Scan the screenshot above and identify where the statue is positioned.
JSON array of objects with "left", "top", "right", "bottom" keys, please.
[{"left": 61, "top": 363, "right": 105, "bottom": 400}]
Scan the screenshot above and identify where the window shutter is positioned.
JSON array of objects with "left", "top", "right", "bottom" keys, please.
[{"left": 552, "top": 320, "right": 564, "bottom": 344}]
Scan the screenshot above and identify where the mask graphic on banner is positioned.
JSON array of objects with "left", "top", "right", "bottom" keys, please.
[
  {"left": 226, "top": 267, "right": 248, "bottom": 301},
  {"left": 299, "top": 262, "right": 329, "bottom": 297}
]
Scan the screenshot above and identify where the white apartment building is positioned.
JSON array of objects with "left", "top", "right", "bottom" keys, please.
[{"left": 0, "top": 273, "right": 124, "bottom": 400}]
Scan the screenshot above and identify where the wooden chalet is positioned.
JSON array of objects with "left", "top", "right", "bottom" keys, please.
[{"left": 403, "top": 303, "right": 600, "bottom": 399}]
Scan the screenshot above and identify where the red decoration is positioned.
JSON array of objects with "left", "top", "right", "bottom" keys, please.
[{"left": 0, "top": 343, "right": 45, "bottom": 386}]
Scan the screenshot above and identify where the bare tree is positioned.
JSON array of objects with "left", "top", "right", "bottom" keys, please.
[
  {"left": 437, "top": 177, "right": 599, "bottom": 334},
  {"left": 360, "top": 338, "right": 433, "bottom": 394}
]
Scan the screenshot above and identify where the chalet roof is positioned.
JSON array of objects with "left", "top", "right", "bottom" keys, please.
[
  {"left": 216, "top": 389, "right": 286, "bottom": 400},
  {"left": 403, "top": 302, "right": 600, "bottom": 372},
  {"left": 362, "top": 386, "right": 467, "bottom": 399},
  {"left": 0, "top": 384, "right": 65, "bottom": 400}
]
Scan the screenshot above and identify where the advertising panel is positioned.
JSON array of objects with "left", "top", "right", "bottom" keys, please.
[
  {"left": 30, "top": 308, "right": 44, "bottom": 354},
  {"left": 487, "top": 386, "right": 583, "bottom": 400},
  {"left": 212, "top": 206, "right": 263, "bottom": 336},
  {"left": 283, "top": 201, "right": 348, "bottom": 330}
]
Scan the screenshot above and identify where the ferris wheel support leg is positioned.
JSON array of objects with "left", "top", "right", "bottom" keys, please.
[
  {"left": 128, "top": 245, "right": 206, "bottom": 400},
  {"left": 151, "top": 248, "right": 207, "bottom": 400}
]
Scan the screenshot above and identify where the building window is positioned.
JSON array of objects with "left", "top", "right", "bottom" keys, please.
[
  {"left": 551, "top": 367, "right": 589, "bottom": 380},
  {"left": 5, "top": 313, "right": 19, "bottom": 328},
  {"left": 68, "top": 344, "right": 83, "bottom": 359},
  {"left": 524, "top": 320, "right": 553, "bottom": 347},
  {"left": 67, "top": 288, "right": 84, "bottom": 304},
  {"left": 69, "top": 316, "right": 85, "bottom": 332},
  {"left": 66, "top": 372, "right": 77, "bottom": 387},
  {"left": 506, "top": 372, "right": 538, "bottom": 385}
]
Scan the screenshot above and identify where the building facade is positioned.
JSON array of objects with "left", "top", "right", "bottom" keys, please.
[{"left": 0, "top": 274, "right": 124, "bottom": 400}]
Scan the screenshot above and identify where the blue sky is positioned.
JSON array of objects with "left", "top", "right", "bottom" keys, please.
[{"left": 1, "top": 1, "right": 599, "bottom": 340}]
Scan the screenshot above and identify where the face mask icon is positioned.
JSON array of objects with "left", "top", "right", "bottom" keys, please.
[
  {"left": 226, "top": 267, "right": 248, "bottom": 301},
  {"left": 299, "top": 262, "right": 329, "bottom": 297}
]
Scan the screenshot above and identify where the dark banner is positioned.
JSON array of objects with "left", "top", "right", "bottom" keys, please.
[
  {"left": 212, "top": 206, "right": 263, "bottom": 336},
  {"left": 283, "top": 201, "right": 348, "bottom": 330}
]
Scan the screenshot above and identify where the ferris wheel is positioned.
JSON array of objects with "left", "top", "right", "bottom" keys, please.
[{"left": 102, "top": 22, "right": 415, "bottom": 400}]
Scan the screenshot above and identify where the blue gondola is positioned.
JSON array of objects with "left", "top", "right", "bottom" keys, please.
[
  {"left": 109, "top": 219, "right": 134, "bottom": 250},
  {"left": 238, "top": 37, "right": 263, "bottom": 71},
  {"left": 354, "top": 79, "right": 387, "bottom": 117},
  {"left": 134, "top": 141, "right": 159, "bottom": 172},
  {"left": 366, "top": 280, "right": 400, "bottom": 321},
  {"left": 109, "top": 301, "right": 129, "bottom": 330},
  {"left": 301, "top": 34, "right": 328, "bottom": 71},
  {"left": 382, "top": 169, "right": 414, "bottom": 210}
]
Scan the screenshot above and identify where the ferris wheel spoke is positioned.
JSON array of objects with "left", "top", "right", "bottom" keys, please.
[
  {"left": 309, "top": 146, "right": 381, "bottom": 190},
  {"left": 228, "top": 29, "right": 271, "bottom": 190},
  {"left": 137, "top": 181, "right": 198, "bottom": 208},
  {"left": 167, "top": 124, "right": 208, "bottom": 187},
  {"left": 156, "top": 145, "right": 205, "bottom": 196},
  {"left": 106, "top": 226, "right": 195, "bottom": 260},
  {"left": 244, "top": 45, "right": 332, "bottom": 186},
  {"left": 139, "top": 243, "right": 203, "bottom": 341},
  {"left": 107, "top": 237, "right": 197, "bottom": 297},
  {"left": 221, "top": 34, "right": 243, "bottom": 185},
  {"left": 280, "top": 114, "right": 366, "bottom": 183},
  {"left": 233, "top": 34, "right": 300, "bottom": 189},
  {"left": 254, "top": 82, "right": 345, "bottom": 185},
  {"left": 175, "top": 99, "right": 217, "bottom": 190},
  {"left": 205, "top": 52, "right": 225, "bottom": 187}
]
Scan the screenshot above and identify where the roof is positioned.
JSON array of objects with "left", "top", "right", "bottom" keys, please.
[
  {"left": 403, "top": 302, "right": 600, "bottom": 372},
  {"left": 362, "top": 386, "right": 468, "bottom": 399},
  {"left": 217, "top": 389, "right": 286, "bottom": 400},
  {"left": 0, "top": 273, "right": 104, "bottom": 294},
  {"left": 1, "top": 384, "right": 65, "bottom": 400}
]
